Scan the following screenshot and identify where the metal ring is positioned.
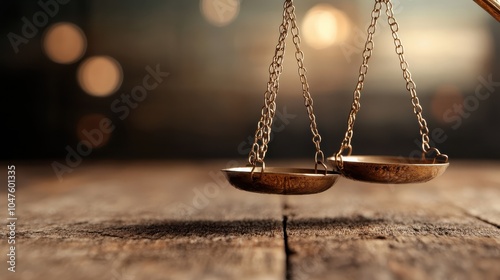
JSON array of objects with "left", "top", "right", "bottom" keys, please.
[
  {"left": 339, "top": 145, "right": 352, "bottom": 157},
  {"left": 314, "top": 150, "right": 325, "bottom": 165},
  {"left": 423, "top": 148, "right": 448, "bottom": 163},
  {"left": 250, "top": 161, "right": 266, "bottom": 180},
  {"left": 314, "top": 161, "right": 329, "bottom": 175},
  {"left": 423, "top": 147, "right": 440, "bottom": 158},
  {"left": 434, "top": 153, "right": 449, "bottom": 164},
  {"left": 334, "top": 153, "right": 344, "bottom": 172}
]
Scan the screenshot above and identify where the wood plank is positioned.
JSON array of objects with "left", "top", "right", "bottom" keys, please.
[
  {"left": 437, "top": 161, "right": 500, "bottom": 227},
  {"left": 2, "top": 160, "right": 499, "bottom": 280},
  {"left": 285, "top": 162, "right": 500, "bottom": 280},
  {"left": 0, "top": 161, "right": 285, "bottom": 280}
]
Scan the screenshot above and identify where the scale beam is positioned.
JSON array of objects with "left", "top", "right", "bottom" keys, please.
[{"left": 474, "top": 0, "right": 500, "bottom": 21}]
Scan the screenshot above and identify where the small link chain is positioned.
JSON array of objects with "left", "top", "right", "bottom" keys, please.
[
  {"left": 249, "top": 0, "right": 326, "bottom": 171},
  {"left": 385, "top": 0, "right": 431, "bottom": 153},
  {"left": 248, "top": 0, "right": 289, "bottom": 166},
  {"left": 335, "top": 0, "right": 443, "bottom": 170},
  {"left": 334, "top": 0, "right": 381, "bottom": 169},
  {"left": 288, "top": 3, "right": 326, "bottom": 169}
]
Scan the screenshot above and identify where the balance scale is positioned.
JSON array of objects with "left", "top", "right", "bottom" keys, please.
[{"left": 222, "top": 0, "right": 454, "bottom": 195}]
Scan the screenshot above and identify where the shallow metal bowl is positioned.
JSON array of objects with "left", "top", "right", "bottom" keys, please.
[
  {"left": 327, "top": 156, "right": 449, "bottom": 184},
  {"left": 221, "top": 167, "right": 340, "bottom": 195}
]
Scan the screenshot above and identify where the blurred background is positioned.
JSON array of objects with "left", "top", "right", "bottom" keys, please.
[{"left": 1, "top": 0, "right": 499, "bottom": 163}]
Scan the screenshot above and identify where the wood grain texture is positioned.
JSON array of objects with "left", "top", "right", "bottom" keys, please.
[
  {"left": 0, "top": 160, "right": 499, "bottom": 280},
  {"left": 285, "top": 161, "right": 500, "bottom": 280},
  {"left": 0, "top": 161, "right": 285, "bottom": 280}
]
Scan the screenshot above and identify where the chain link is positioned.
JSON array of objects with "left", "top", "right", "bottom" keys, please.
[
  {"left": 248, "top": 0, "right": 326, "bottom": 172},
  {"left": 384, "top": 0, "right": 432, "bottom": 153},
  {"left": 334, "top": 0, "right": 381, "bottom": 169},
  {"left": 288, "top": 3, "right": 326, "bottom": 169},
  {"left": 248, "top": 0, "right": 289, "bottom": 166},
  {"left": 335, "top": 0, "right": 442, "bottom": 170}
]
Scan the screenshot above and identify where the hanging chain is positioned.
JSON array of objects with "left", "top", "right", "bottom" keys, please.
[
  {"left": 334, "top": 0, "right": 382, "bottom": 169},
  {"left": 335, "top": 0, "right": 447, "bottom": 170},
  {"left": 248, "top": 0, "right": 290, "bottom": 167},
  {"left": 288, "top": 3, "right": 327, "bottom": 171},
  {"left": 248, "top": 0, "right": 327, "bottom": 172},
  {"left": 385, "top": 0, "right": 433, "bottom": 155}
]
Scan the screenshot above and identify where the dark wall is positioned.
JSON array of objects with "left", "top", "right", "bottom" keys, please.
[{"left": 1, "top": 0, "right": 499, "bottom": 161}]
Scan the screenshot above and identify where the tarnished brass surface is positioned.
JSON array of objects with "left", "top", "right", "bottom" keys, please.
[
  {"left": 221, "top": 167, "right": 340, "bottom": 195},
  {"left": 327, "top": 156, "right": 449, "bottom": 184}
]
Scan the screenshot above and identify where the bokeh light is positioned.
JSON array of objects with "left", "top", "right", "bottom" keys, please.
[
  {"left": 76, "top": 114, "right": 112, "bottom": 148},
  {"left": 431, "top": 85, "right": 464, "bottom": 124},
  {"left": 43, "top": 22, "right": 87, "bottom": 64},
  {"left": 77, "top": 56, "right": 123, "bottom": 97},
  {"left": 302, "top": 4, "right": 351, "bottom": 50},
  {"left": 200, "top": 0, "right": 240, "bottom": 27}
]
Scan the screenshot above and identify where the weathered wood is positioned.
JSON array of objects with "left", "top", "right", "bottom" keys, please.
[
  {"left": 0, "top": 161, "right": 285, "bottom": 280},
  {"left": 1, "top": 160, "right": 499, "bottom": 280},
  {"left": 285, "top": 161, "right": 500, "bottom": 280},
  {"left": 437, "top": 161, "right": 500, "bottom": 227}
]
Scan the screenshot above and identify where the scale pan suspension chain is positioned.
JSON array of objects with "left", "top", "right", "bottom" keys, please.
[
  {"left": 327, "top": 0, "right": 449, "bottom": 184},
  {"left": 221, "top": 0, "right": 339, "bottom": 195}
]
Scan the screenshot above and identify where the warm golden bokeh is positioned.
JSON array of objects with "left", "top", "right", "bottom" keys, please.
[
  {"left": 43, "top": 22, "right": 87, "bottom": 64},
  {"left": 77, "top": 56, "right": 123, "bottom": 97},
  {"left": 302, "top": 4, "right": 351, "bottom": 49},
  {"left": 200, "top": 0, "right": 240, "bottom": 27}
]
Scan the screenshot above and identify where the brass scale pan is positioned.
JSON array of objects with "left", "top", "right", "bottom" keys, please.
[
  {"left": 222, "top": 157, "right": 448, "bottom": 195},
  {"left": 221, "top": 0, "right": 449, "bottom": 195}
]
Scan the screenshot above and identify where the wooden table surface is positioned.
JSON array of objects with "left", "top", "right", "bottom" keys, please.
[{"left": 1, "top": 160, "right": 499, "bottom": 280}]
